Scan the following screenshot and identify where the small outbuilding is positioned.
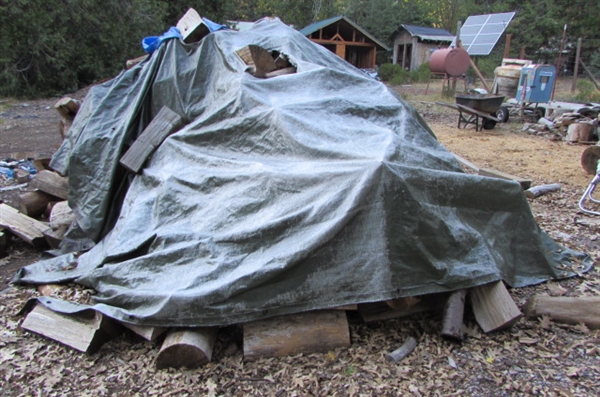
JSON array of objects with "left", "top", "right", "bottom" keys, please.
[
  {"left": 300, "top": 15, "right": 389, "bottom": 69},
  {"left": 390, "top": 25, "right": 454, "bottom": 71}
]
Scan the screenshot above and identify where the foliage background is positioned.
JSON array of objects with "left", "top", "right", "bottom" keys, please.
[{"left": 1, "top": 0, "right": 599, "bottom": 97}]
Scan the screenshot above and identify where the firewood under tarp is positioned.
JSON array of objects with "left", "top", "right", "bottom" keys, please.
[
  {"left": 156, "top": 327, "right": 219, "bottom": 369},
  {"left": 470, "top": 281, "right": 523, "bottom": 333}
]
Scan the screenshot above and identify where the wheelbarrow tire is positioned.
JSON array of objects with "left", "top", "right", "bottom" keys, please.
[
  {"left": 496, "top": 106, "right": 509, "bottom": 122},
  {"left": 483, "top": 118, "right": 497, "bottom": 130}
]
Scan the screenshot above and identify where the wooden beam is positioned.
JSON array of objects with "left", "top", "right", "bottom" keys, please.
[
  {"left": 0, "top": 203, "right": 48, "bottom": 248},
  {"left": 243, "top": 310, "right": 350, "bottom": 360},
  {"left": 30, "top": 170, "right": 69, "bottom": 200},
  {"left": 470, "top": 281, "right": 523, "bottom": 333},
  {"left": 156, "top": 327, "right": 219, "bottom": 369},
  {"left": 54, "top": 97, "right": 80, "bottom": 121},
  {"left": 236, "top": 45, "right": 277, "bottom": 78},
  {"left": 310, "top": 39, "right": 378, "bottom": 48},
  {"left": 524, "top": 295, "right": 600, "bottom": 329},
  {"left": 21, "top": 304, "right": 122, "bottom": 354},
  {"left": 119, "top": 107, "right": 185, "bottom": 173},
  {"left": 478, "top": 168, "right": 532, "bottom": 190}
]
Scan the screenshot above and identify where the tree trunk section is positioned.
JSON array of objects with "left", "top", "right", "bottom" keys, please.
[
  {"left": 156, "top": 327, "right": 219, "bottom": 369},
  {"left": 523, "top": 295, "right": 600, "bottom": 329},
  {"left": 441, "top": 289, "right": 468, "bottom": 341},
  {"left": 470, "top": 281, "right": 523, "bottom": 333}
]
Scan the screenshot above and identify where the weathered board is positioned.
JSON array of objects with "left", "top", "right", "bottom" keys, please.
[
  {"left": 471, "top": 281, "right": 522, "bottom": 333},
  {"left": 0, "top": 203, "right": 48, "bottom": 247}
]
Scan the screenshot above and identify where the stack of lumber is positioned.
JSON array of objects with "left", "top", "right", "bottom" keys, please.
[{"left": 0, "top": 169, "right": 73, "bottom": 249}]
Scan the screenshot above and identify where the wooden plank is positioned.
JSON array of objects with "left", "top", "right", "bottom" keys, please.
[
  {"left": 0, "top": 203, "right": 48, "bottom": 248},
  {"left": 264, "top": 66, "right": 296, "bottom": 78},
  {"left": 176, "top": 8, "right": 209, "bottom": 43},
  {"left": 236, "top": 45, "right": 277, "bottom": 78},
  {"left": 452, "top": 153, "right": 480, "bottom": 172},
  {"left": 126, "top": 54, "right": 148, "bottom": 69},
  {"left": 21, "top": 304, "right": 121, "bottom": 354},
  {"left": 358, "top": 294, "right": 446, "bottom": 323},
  {"left": 122, "top": 323, "right": 168, "bottom": 342},
  {"left": 30, "top": 170, "right": 69, "bottom": 200},
  {"left": 119, "top": 106, "right": 184, "bottom": 173},
  {"left": 243, "top": 310, "right": 350, "bottom": 360},
  {"left": 470, "top": 281, "right": 523, "bottom": 333},
  {"left": 478, "top": 168, "right": 532, "bottom": 190},
  {"left": 523, "top": 295, "right": 600, "bottom": 329},
  {"left": 156, "top": 327, "right": 219, "bottom": 369}
]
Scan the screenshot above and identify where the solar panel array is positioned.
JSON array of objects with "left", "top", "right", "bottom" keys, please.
[{"left": 451, "top": 12, "right": 515, "bottom": 56}]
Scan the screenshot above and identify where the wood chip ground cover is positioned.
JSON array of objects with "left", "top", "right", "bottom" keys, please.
[{"left": 1, "top": 85, "right": 600, "bottom": 396}]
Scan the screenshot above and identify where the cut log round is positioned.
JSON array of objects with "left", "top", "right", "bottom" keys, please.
[
  {"left": 49, "top": 201, "right": 74, "bottom": 230},
  {"left": 470, "top": 281, "right": 523, "bottom": 333},
  {"left": 18, "top": 191, "right": 55, "bottom": 218},
  {"left": 156, "top": 327, "right": 219, "bottom": 369},
  {"left": 581, "top": 145, "right": 600, "bottom": 175}
]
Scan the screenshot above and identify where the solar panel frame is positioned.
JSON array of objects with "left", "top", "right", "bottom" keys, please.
[{"left": 450, "top": 12, "right": 515, "bottom": 56}]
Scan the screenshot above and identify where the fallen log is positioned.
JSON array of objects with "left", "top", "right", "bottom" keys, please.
[
  {"left": 30, "top": 170, "right": 69, "bottom": 200},
  {"left": 385, "top": 336, "right": 417, "bottom": 363},
  {"left": 523, "top": 295, "right": 600, "bottom": 329},
  {"left": 358, "top": 294, "right": 446, "bottom": 323},
  {"left": 122, "top": 323, "right": 168, "bottom": 342},
  {"left": 156, "top": 327, "right": 219, "bottom": 369},
  {"left": 470, "top": 281, "right": 523, "bottom": 333},
  {"left": 21, "top": 303, "right": 121, "bottom": 354},
  {"left": 0, "top": 203, "right": 49, "bottom": 248},
  {"left": 524, "top": 183, "right": 562, "bottom": 199},
  {"left": 441, "top": 289, "right": 468, "bottom": 341},
  {"left": 243, "top": 310, "right": 350, "bottom": 360}
]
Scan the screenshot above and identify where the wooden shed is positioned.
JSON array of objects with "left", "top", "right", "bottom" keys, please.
[
  {"left": 300, "top": 16, "right": 389, "bottom": 69},
  {"left": 390, "top": 25, "right": 454, "bottom": 71}
]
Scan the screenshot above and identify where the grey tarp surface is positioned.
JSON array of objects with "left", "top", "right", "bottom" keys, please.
[{"left": 13, "top": 20, "right": 591, "bottom": 327}]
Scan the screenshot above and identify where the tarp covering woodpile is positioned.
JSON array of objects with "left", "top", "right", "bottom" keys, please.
[{"left": 13, "top": 19, "right": 591, "bottom": 327}]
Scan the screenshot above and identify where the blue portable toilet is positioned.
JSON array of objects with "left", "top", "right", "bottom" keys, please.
[{"left": 516, "top": 64, "right": 557, "bottom": 103}]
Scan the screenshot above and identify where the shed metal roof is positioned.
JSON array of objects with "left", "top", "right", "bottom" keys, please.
[{"left": 393, "top": 24, "right": 455, "bottom": 42}]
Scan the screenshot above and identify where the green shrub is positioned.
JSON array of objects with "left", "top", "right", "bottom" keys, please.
[
  {"left": 408, "top": 63, "right": 430, "bottom": 84},
  {"left": 575, "top": 79, "right": 600, "bottom": 103},
  {"left": 378, "top": 63, "right": 402, "bottom": 82}
]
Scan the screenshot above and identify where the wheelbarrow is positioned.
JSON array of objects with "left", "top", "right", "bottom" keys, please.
[{"left": 454, "top": 94, "right": 505, "bottom": 130}]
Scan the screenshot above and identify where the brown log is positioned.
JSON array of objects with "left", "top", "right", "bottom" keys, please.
[
  {"left": 49, "top": 201, "right": 74, "bottom": 230},
  {"left": 385, "top": 336, "right": 417, "bottom": 363},
  {"left": 18, "top": 191, "right": 56, "bottom": 218},
  {"left": 43, "top": 225, "right": 68, "bottom": 249},
  {"left": 385, "top": 296, "right": 421, "bottom": 311},
  {"left": 54, "top": 97, "right": 80, "bottom": 120},
  {"left": 30, "top": 170, "right": 69, "bottom": 200},
  {"left": 176, "top": 8, "right": 209, "bottom": 43},
  {"left": 358, "top": 294, "right": 447, "bottom": 323},
  {"left": 122, "top": 323, "right": 168, "bottom": 342},
  {"left": 243, "top": 310, "right": 350, "bottom": 361},
  {"left": 156, "top": 327, "right": 219, "bottom": 369},
  {"left": 523, "top": 295, "right": 600, "bottom": 329},
  {"left": 441, "top": 289, "right": 468, "bottom": 341},
  {"left": 478, "top": 168, "right": 532, "bottom": 190},
  {"left": 21, "top": 303, "right": 121, "bottom": 354},
  {"left": 524, "top": 183, "right": 562, "bottom": 199},
  {"left": 470, "top": 281, "right": 523, "bottom": 333},
  {"left": 14, "top": 169, "right": 30, "bottom": 184},
  {"left": 119, "top": 106, "right": 185, "bottom": 173},
  {"left": 0, "top": 203, "right": 49, "bottom": 248}
]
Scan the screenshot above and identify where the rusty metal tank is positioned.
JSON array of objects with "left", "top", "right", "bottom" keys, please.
[{"left": 428, "top": 48, "right": 470, "bottom": 77}]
